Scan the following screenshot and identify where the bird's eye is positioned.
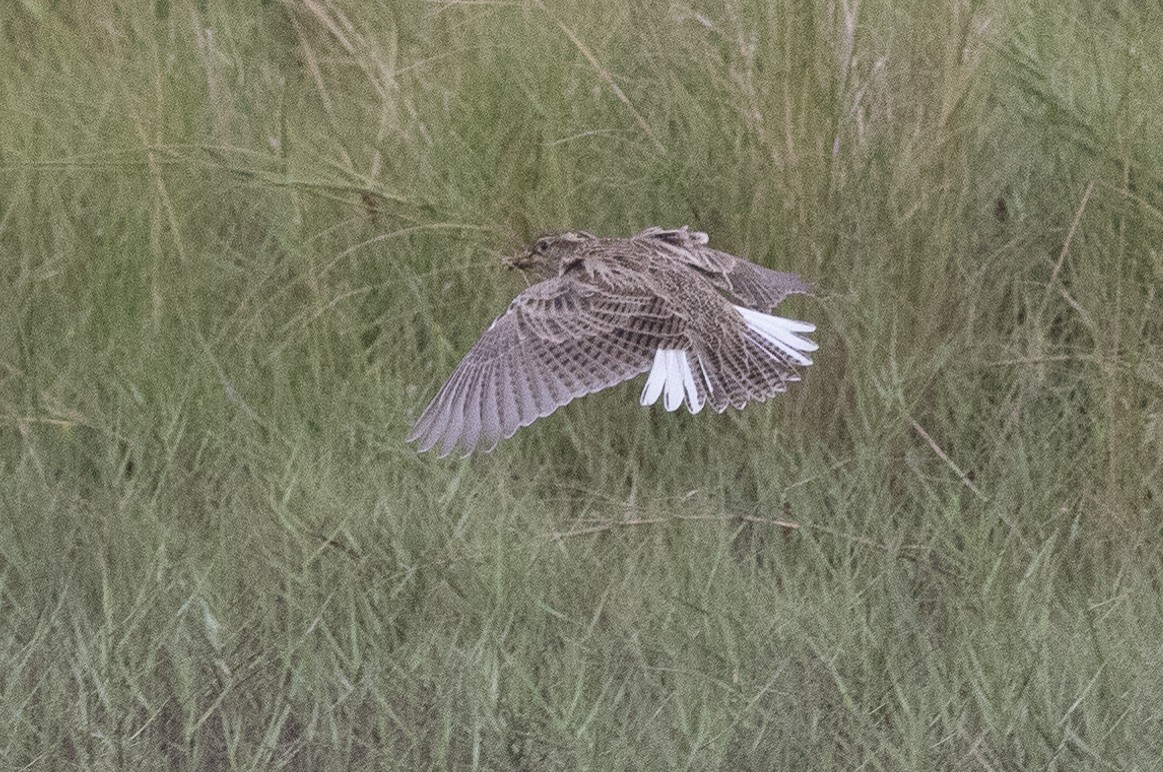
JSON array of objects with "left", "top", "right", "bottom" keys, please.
[{"left": 534, "top": 238, "right": 551, "bottom": 254}]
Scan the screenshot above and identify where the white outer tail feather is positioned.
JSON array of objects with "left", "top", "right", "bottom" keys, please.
[
  {"left": 639, "top": 307, "right": 816, "bottom": 414},
  {"left": 734, "top": 306, "right": 817, "bottom": 366},
  {"left": 640, "top": 349, "right": 704, "bottom": 414}
]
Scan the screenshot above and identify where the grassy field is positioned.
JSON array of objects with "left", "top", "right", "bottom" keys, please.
[{"left": 2, "top": 0, "right": 1162, "bottom": 769}]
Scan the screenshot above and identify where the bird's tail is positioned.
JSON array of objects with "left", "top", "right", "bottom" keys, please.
[{"left": 639, "top": 306, "right": 817, "bottom": 414}]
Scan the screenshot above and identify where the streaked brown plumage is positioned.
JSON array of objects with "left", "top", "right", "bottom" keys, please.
[{"left": 408, "top": 226, "right": 817, "bottom": 457}]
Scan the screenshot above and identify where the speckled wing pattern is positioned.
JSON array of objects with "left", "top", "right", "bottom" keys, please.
[
  {"left": 409, "top": 227, "right": 818, "bottom": 457},
  {"left": 407, "top": 275, "right": 687, "bottom": 457}
]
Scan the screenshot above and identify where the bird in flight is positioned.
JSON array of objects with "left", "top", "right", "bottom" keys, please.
[{"left": 408, "top": 226, "right": 817, "bottom": 457}]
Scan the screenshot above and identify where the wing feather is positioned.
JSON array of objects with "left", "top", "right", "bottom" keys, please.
[
  {"left": 508, "top": 349, "right": 540, "bottom": 431},
  {"left": 495, "top": 357, "right": 523, "bottom": 441},
  {"left": 520, "top": 345, "right": 557, "bottom": 419},
  {"left": 409, "top": 275, "right": 685, "bottom": 456},
  {"left": 718, "top": 258, "right": 813, "bottom": 309},
  {"left": 478, "top": 362, "right": 503, "bottom": 452},
  {"left": 454, "top": 359, "right": 485, "bottom": 457},
  {"left": 408, "top": 356, "right": 468, "bottom": 453}
]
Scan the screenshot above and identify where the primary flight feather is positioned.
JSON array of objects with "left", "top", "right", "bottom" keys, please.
[{"left": 408, "top": 226, "right": 818, "bottom": 457}]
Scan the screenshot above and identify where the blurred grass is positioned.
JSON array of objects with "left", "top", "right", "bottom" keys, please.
[{"left": 1, "top": 0, "right": 1162, "bottom": 769}]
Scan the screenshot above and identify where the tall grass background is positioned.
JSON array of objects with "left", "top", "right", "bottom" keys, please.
[{"left": 1, "top": 0, "right": 1162, "bottom": 769}]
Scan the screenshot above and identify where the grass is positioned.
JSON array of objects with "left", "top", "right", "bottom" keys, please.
[{"left": 2, "top": 0, "right": 1162, "bottom": 768}]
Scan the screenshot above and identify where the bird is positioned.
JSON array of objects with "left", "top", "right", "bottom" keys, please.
[{"left": 407, "top": 226, "right": 818, "bottom": 457}]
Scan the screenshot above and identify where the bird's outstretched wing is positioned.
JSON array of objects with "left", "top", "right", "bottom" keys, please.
[
  {"left": 708, "top": 255, "right": 813, "bottom": 309},
  {"left": 407, "top": 275, "right": 686, "bottom": 457},
  {"left": 634, "top": 225, "right": 813, "bottom": 310}
]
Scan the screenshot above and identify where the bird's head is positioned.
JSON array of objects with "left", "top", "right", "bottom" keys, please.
[{"left": 505, "top": 230, "right": 596, "bottom": 277}]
